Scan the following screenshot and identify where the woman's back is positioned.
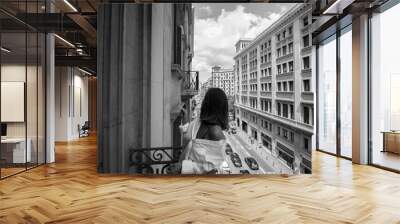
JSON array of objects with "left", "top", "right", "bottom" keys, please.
[{"left": 196, "top": 123, "right": 226, "bottom": 141}]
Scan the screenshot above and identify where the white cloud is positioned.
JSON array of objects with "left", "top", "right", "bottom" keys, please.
[
  {"left": 193, "top": 5, "right": 283, "bottom": 83},
  {"left": 196, "top": 5, "right": 212, "bottom": 18}
]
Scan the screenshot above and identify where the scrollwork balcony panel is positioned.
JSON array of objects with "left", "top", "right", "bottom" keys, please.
[
  {"left": 182, "top": 71, "right": 199, "bottom": 97},
  {"left": 130, "top": 146, "right": 183, "bottom": 174}
]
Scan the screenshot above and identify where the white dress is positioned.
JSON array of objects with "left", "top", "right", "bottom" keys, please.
[{"left": 179, "top": 118, "right": 226, "bottom": 174}]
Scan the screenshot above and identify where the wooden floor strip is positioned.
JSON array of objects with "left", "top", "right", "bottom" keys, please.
[{"left": 0, "top": 135, "right": 400, "bottom": 223}]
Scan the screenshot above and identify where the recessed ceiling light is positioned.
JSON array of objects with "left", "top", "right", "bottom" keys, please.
[
  {"left": 54, "top": 34, "right": 75, "bottom": 48},
  {"left": 78, "top": 67, "right": 93, "bottom": 76},
  {"left": 1, "top": 47, "right": 11, "bottom": 53},
  {"left": 63, "top": 0, "right": 78, "bottom": 12}
]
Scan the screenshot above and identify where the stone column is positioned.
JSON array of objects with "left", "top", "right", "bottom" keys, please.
[
  {"left": 352, "top": 14, "right": 369, "bottom": 164},
  {"left": 46, "top": 1, "right": 55, "bottom": 163},
  {"left": 97, "top": 4, "right": 152, "bottom": 173}
]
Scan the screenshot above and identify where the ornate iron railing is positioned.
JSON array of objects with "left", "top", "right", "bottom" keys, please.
[
  {"left": 129, "top": 146, "right": 183, "bottom": 174},
  {"left": 182, "top": 71, "right": 199, "bottom": 96}
]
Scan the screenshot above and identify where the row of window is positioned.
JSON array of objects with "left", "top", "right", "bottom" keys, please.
[
  {"left": 260, "top": 52, "right": 272, "bottom": 64},
  {"left": 240, "top": 79, "right": 311, "bottom": 93},
  {"left": 249, "top": 71, "right": 257, "bottom": 79},
  {"left": 277, "top": 126, "right": 295, "bottom": 143},
  {"left": 260, "top": 39, "right": 272, "bottom": 51},
  {"left": 249, "top": 84, "right": 257, "bottom": 92},
  {"left": 260, "top": 67, "right": 272, "bottom": 77},
  {"left": 260, "top": 82, "right": 272, "bottom": 92},
  {"left": 249, "top": 48, "right": 257, "bottom": 58},
  {"left": 260, "top": 99, "right": 272, "bottom": 113},
  {"left": 276, "top": 25, "right": 293, "bottom": 42},
  {"left": 277, "top": 42, "right": 293, "bottom": 58},
  {"left": 277, "top": 102, "right": 295, "bottom": 120},
  {"left": 277, "top": 80, "right": 294, "bottom": 92},
  {"left": 240, "top": 97, "right": 314, "bottom": 126},
  {"left": 277, "top": 61, "right": 294, "bottom": 75},
  {"left": 240, "top": 109, "right": 311, "bottom": 152}
]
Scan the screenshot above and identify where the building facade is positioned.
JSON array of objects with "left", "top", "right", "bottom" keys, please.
[
  {"left": 211, "top": 66, "right": 235, "bottom": 96},
  {"left": 234, "top": 4, "right": 313, "bottom": 174},
  {"left": 97, "top": 3, "right": 197, "bottom": 173}
]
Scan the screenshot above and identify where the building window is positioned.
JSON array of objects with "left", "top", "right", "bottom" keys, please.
[
  {"left": 290, "top": 132, "right": 294, "bottom": 142},
  {"left": 277, "top": 65, "right": 281, "bottom": 74},
  {"left": 288, "top": 26, "right": 293, "bottom": 35},
  {"left": 277, "top": 33, "right": 281, "bottom": 41},
  {"left": 303, "top": 16, "right": 309, "bottom": 27},
  {"left": 283, "top": 82, "right": 287, "bottom": 91},
  {"left": 288, "top": 43, "right": 293, "bottom": 53},
  {"left": 282, "top": 30, "right": 286, "bottom": 39},
  {"left": 304, "top": 138, "right": 309, "bottom": 151},
  {"left": 289, "top": 61, "right": 293, "bottom": 71},
  {"left": 283, "top": 46, "right": 287, "bottom": 55},
  {"left": 277, "top": 103, "right": 281, "bottom": 116},
  {"left": 277, "top": 82, "right": 282, "bottom": 92},
  {"left": 290, "top": 104, "right": 294, "bottom": 119},
  {"left": 303, "top": 35, "right": 310, "bottom": 48},
  {"left": 289, "top": 81, "right": 294, "bottom": 92},
  {"left": 282, "top": 63, "right": 287, "bottom": 73},
  {"left": 304, "top": 106, "right": 310, "bottom": 124},
  {"left": 283, "top": 104, "right": 288, "bottom": 118},
  {"left": 303, "top": 56, "right": 310, "bottom": 69},
  {"left": 303, "top": 79, "right": 310, "bottom": 92},
  {"left": 277, "top": 48, "right": 281, "bottom": 57}
]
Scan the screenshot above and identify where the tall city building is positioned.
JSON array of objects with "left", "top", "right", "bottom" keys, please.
[
  {"left": 234, "top": 4, "right": 313, "bottom": 174},
  {"left": 211, "top": 66, "right": 235, "bottom": 96}
]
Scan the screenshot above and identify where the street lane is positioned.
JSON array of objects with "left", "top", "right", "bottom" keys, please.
[
  {"left": 225, "top": 132, "right": 269, "bottom": 174},
  {"left": 231, "top": 133, "right": 276, "bottom": 173}
]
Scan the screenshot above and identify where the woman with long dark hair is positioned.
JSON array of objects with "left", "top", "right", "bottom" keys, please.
[{"left": 178, "top": 88, "right": 229, "bottom": 174}]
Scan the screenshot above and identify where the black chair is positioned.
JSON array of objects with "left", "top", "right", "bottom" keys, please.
[{"left": 79, "top": 121, "right": 90, "bottom": 138}]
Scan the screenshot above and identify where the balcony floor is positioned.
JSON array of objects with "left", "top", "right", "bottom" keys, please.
[{"left": 0, "top": 134, "right": 400, "bottom": 223}]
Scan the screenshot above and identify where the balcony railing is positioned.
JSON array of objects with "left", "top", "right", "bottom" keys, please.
[
  {"left": 130, "top": 146, "right": 183, "bottom": 174},
  {"left": 182, "top": 71, "right": 199, "bottom": 97}
]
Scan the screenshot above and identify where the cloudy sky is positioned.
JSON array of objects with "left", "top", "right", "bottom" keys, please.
[{"left": 192, "top": 3, "right": 295, "bottom": 83}]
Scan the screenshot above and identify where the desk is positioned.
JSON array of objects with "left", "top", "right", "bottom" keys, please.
[
  {"left": 1, "top": 138, "right": 31, "bottom": 163},
  {"left": 382, "top": 131, "right": 400, "bottom": 154}
]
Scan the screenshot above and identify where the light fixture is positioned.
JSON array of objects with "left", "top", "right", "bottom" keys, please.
[
  {"left": 322, "top": 0, "right": 355, "bottom": 15},
  {"left": 78, "top": 67, "right": 93, "bottom": 76},
  {"left": 54, "top": 34, "right": 75, "bottom": 48},
  {"left": 1, "top": 47, "right": 11, "bottom": 53},
  {"left": 63, "top": 0, "right": 78, "bottom": 12}
]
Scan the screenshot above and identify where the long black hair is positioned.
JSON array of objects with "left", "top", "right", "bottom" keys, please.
[{"left": 200, "top": 88, "right": 229, "bottom": 130}]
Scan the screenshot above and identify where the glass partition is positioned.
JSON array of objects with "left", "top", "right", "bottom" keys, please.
[
  {"left": 0, "top": 1, "right": 46, "bottom": 179},
  {"left": 317, "top": 35, "right": 337, "bottom": 155},
  {"left": 1, "top": 30, "right": 28, "bottom": 178},
  {"left": 370, "top": 3, "right": 400, "bottom": 171},
  {"left": 339, "top": 26, "right": 352, "bottom": 158}
]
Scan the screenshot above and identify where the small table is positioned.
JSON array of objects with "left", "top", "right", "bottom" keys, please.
[
  {"left": 1, "top": 138, "right": 32, "bottom": 164},
  {"left": 381, "top": 131, "right": 400, "bottom": 154}
]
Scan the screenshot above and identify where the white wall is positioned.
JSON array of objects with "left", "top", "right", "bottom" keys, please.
[{"left": 55, "top": 67, "right": 89, "bottom": 141}]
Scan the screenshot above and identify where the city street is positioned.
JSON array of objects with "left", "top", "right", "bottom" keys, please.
[{"left": 223, "top": 129, "right": 277, "bottom": 174}]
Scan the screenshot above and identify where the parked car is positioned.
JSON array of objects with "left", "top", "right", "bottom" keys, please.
[
  {"left": 230, "top": 154, "right": 242, "bottom": 168},
  {"left": 240, "top": 170, "right": 250, "bottom": 174},
  {"left": 244, "top": 157, "right": 259, "bottom": 170}
]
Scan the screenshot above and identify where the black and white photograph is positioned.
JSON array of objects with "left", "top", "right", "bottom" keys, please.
[{"left": 96, "top": 2, "right": 314, "bottom": 175}]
